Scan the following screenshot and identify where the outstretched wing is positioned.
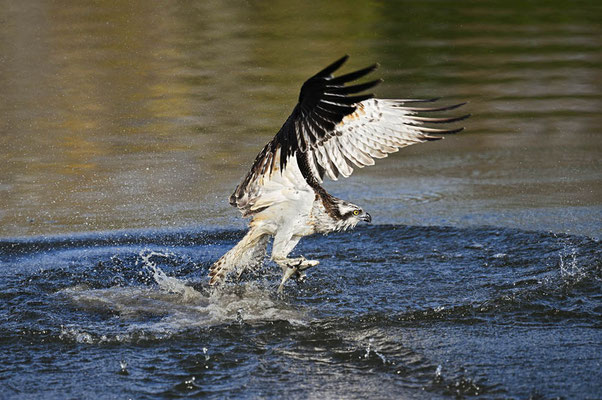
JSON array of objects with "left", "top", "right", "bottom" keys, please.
[
  {"left": 301, "top": 97, "right": 468, "bottom": 182},
  {"left": 230, "top": 55, "right": 469, "bottom": 215}
]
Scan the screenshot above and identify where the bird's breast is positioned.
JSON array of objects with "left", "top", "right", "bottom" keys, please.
[{"left": 309, "top": 198, "right": 339, "bottom": 234}]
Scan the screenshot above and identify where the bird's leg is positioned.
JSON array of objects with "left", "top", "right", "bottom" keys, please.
[{"left": 272, "top": 233, "right": 319, "bottom": 292}]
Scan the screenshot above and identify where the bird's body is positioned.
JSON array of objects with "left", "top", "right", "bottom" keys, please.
[{"left": 209, "top": 56, "right": 468, "bottom": 292}]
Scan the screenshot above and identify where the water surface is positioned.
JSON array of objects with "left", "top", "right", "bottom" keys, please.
[
  {"left": 1, "top": 225, "right": 600, "bottom": 398},
  {"left": 1, "top": 0, "right": 600, "bottom": 237},
  {"left": 1, "top": 1, "right": 601, "bottom": 399}
]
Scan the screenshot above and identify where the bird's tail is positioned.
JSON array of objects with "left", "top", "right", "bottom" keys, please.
[{"left": 209, "top": 228, "right": 269, "bottom": 286}]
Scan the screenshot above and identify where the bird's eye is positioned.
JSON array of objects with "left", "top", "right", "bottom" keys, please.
[{"left": 353, "top": 210, "right": 360, "bottom": 216}]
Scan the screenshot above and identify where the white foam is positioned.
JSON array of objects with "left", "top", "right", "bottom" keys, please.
[
  {"left": 139, "top": 250, "right": 201, "bottom": 301},
  {"left": 559, "top": 247, "right": 583, "bottom": 281},
  {"left": 58, "top": 250, "right": 306, "bottom": 342}
]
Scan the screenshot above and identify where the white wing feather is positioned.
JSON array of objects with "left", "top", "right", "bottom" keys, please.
[
  {"left": 238, "top": 148, "right": 313, "bottom": 214},
  {"left": 305, "top": 98, "right": 446, "bottom": 177}
]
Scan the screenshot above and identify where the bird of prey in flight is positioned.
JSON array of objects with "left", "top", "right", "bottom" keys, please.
[{"left": 209, "top": 55, "right": 468, "bottom": 292}]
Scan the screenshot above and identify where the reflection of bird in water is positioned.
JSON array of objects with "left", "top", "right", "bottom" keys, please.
[{"left": 209, "top": 55, "right": 469, "bottom": 292}]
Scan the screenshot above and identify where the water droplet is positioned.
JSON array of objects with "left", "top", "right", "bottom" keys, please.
[{"left": 118, "top": 360, "right": 129, "bottom": 375}]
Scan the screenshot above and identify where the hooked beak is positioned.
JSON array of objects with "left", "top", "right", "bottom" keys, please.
[{"left": 361, "top": 212, "right": 372, "bottom": 223}]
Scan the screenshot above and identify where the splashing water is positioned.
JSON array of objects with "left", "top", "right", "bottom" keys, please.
[
  {"left": 364, "top": 338, "right": 387, "bottom": 365},
  {"left": 57, "top": 248, "right": 307, "bottom": 338},
  {"left": 435, "top": 365, "right": 443, "bottom": 381},
  {"left": 137, "top": 250, "right": 201, "bottom": 301},
  {"left": 118, "top": 360, "right": 129, "bottom": 376},
  {"left": 559, "top": 247, "right": 582, "bottom": 281}
]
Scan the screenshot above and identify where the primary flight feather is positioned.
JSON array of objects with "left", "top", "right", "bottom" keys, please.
[{"left": 209, "top": 55, "right": 469, "bottom": 292}]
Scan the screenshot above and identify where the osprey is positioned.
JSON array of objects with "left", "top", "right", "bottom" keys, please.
[{"left": 209, "top": 55, "right": 468, "bottom": 292}]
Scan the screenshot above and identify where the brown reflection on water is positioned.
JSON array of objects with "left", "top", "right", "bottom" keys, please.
[{"left": 1, "top": 0, "right": 601, "bottom": 237}]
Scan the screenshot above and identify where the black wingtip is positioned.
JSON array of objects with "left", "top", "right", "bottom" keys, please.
[
  {"left": 365, "top": 63, "right": 380, "bottom": 74},
  {"left": 316, "top": 55, "right": 349, "bottom": 78},
  {"left": 409, "top": 113, "right": 471, "bottom": 124},
  {"left": 405, "top": 97, "right": 441, "bottom": 103},
  {"left": 328, "top": 78, "right": 383, "bottom": 95},
  {"left": 422, "top": 127, "right": 466, "bottom": 137},
  {"left": 443, "top": 113, "right": 471, "bottom": 123},
  {"left": 328, "top": 64, "right": 379, "bottom": 85},
  {"left": 441, "top": 127, "right": 465, "bottom": 135},
  {"left": 403, "top": 102, "right": 467, "bottom": 113},
  {"left": 423, "top": 135, "right": 444, "bottom": 141}
]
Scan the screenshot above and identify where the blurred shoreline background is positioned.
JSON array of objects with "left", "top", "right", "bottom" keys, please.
[{"left": 1, "top": 0, "right": 600, "bottom": 238}]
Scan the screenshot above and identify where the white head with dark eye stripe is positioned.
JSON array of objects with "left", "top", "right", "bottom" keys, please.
[{"left": 334, "top": 200, "right": 371, "bottom": 230}]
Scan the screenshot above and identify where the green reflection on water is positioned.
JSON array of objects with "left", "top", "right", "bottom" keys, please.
[{"left": 1, "top": 0, "right": 600, "bottom": 237}]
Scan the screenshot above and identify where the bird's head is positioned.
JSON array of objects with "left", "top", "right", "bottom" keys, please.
[{"left": 334, "top": 201, "right": 371, "bottom": 230}]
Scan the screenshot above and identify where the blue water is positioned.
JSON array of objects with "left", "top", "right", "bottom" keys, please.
[
  {"left": 1, "top": 225, "right": 600, "bottom": 399},
  {"left": 1, "top": 0, "right": 601, "bottom": 398}
]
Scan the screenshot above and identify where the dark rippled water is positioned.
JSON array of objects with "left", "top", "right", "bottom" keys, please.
[{"left": 1, "top": 225, "right": 600, "bottom": 399}]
